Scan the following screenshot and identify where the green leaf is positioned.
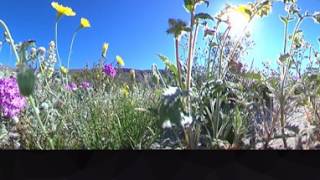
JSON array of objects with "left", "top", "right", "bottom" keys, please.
[
  {"left": 257, "top": 0, "right": 272, "bottom": 18},
  {"left": 184, "top": 0, "right": 195, "bottom": 13},
  {"left": 166, "top": 18, "right": 189, "bottom": 39},
  {"left": 280, "top": 16, "right": 288, "bottom": 24},
  {"left": 242, "top": 72, "right": 262, "bottom": 82},
  {"left": 184, "top": 0, "right": 209, "bottom": 13},
  {"left": 195, "top": 13, "right": 214, "bottom": 21},
  {"left": 158, "top": 54, "right": 179, "bottom": 83}
]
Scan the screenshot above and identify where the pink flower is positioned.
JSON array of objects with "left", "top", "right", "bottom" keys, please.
[
  {"left": 79, "top": 81, "right": 92, "bottom": 89},
  {"left": 0, "top": 77, "right": 26, "bottom": 119},
  {"left": 103, "top": 64, "right": 117, "bottom": 78},
  {"left": 65, "top": 82, "right": 78, "bottom": 91}
]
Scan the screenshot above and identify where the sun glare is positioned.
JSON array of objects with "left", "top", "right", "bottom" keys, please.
[{"left": 228, "top": 9, "right": 251, "bottom": 36}]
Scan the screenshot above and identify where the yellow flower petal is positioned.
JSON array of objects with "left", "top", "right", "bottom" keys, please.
[
  {"left": 102, "top": 43, "right": 109, "bottom": 58},
  {"left": 51, "top": 2, "right": 76, "bottom": 17},
  {"left": 116, "top": 55, "right": 125, "bottom": 66},
  {"left": 60, "top": 66, "right": 69, "bottom": 75},
  {"left": 80, "top": 18, "right": 91, "bottom": 28}
]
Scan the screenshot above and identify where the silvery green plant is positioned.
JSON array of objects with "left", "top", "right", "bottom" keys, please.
[{"left": 269, "top": 0, "right": 320, "bottom": 148}]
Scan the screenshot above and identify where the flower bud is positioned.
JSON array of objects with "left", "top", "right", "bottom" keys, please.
[
  {"left": 60, "top": 66, "right": 69, "bottom": 75},
  {"left": 17, "top": 64, "right": 35, "bottom": 97},
  {"left": 129, "top": 69, "right": 136, "bottom": 81}
]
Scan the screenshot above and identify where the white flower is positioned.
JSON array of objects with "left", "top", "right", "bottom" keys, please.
[
  {"left": 49, "top": 41, "right": 55, "bottom": 48},
  {"left": 163, "top": 86, "right": 179, "bottom": 96},
  {"left": 162, "top": 120, "right": 172, "bottom": 129},
  {"left": 12, "top": 116, "right": 19, "bottom": 124},
  {"left": 41, "top": 102, "right": 49, "bottom": 111},
  {"left": 181, "top": 114, "right": 193, "bottom": 127},
  {"left": 284, "top": 3, "right": 293, "bottom": 13},
  {"left": 37, "top": 47, "right": 46, "bottom": 56}
]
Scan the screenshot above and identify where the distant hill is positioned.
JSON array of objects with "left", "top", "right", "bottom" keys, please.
[{"left": 0, "top": 65, "right": 173, "bottom": 85}]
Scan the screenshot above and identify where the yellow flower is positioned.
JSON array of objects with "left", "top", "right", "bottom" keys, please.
[
  {"left": 116, "top": 55, "right": 125, "bottom": 66},
  {"left": 102, "top": 43, "right": 109, "bottom": 58},
  {"left": 80, "top": 18, "right": 91, "bottom": 28},
  {"left": 51, "top": 2, "right": 76, "bottom": 17},
  {"left": 60, "top": 66, "right": 69, "bottom": 75},
  {"left": 234, "top": 5, "right": 252, "bottom": 22},
  {"left": 47, "top": 69, "right": 54, "bottom": 78},
  {"left": 129, "top": 69, "right": 136, "bottom": 81},
  {"left": 121, "top": 85, "right": 130, "bottom": 97}
]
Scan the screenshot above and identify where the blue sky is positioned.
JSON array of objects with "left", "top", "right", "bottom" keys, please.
[{"left": 0, "top": 0, "right": 319, "bottom": 70}]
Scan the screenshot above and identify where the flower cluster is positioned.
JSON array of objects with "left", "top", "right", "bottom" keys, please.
[
  {"left": 0, "top": 77, "right": 26, "bottom": 119},
  {"left": 40, "top": 41, "right": 57, "bottom": 78},
  {"left": 65, "top": 81, "right": 92, "bottom": 91},
  {"left": 103, "top": 64, "right": 117, "bottom": 78},
  {"left": 65, "top": 82, "right": 78, "bottom": 91},
  {"left": 79, "top": 81, "right": 92, "bottom": 90}
]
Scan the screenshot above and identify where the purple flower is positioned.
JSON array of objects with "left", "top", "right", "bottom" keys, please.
[
  {"left": 0, "top": 77, "right": 26, "bottom": 119},
  {"left": 293, "top": 75, "right": 300, "bottom": 81},
  {"left": 65, "top": 82, "right": 78, "bottom": 91},
  {"left": 79, "top": 81, "right": 92, "bottom": 90},
  {"left": 103, "top": 64, "right": 117, "bottom": 78}
]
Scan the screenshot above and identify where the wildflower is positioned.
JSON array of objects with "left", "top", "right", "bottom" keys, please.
[
  {"left": 103, "top": 64, "right": 117, "bottom": 78},
  {"left": 51, "top": 2, "right": 76, "bottom": 18},
  {"left": 129, "top": 69, "right": 136, "bottom": 81},
  {"left": 121, "top": 84, "right": 130, "bottom": 97},
  {"left": 181, "top": 114, "right": 193, "bottom": 127},
  {"left": 102, "top": 43, "right": 109, "bottom": 58},
  {"left": 79, "top": 81, "right": 92, "bottom": 89},
  {"left": 60, "top": 66, "right": 68, "bottom": 75},
  {"left": 163, "top": 86, "right": 179, "bottom": 96},
  {"left": 40, "top": 102, "right": 50, "bottom": 111},
  {"left": 29, "top": 47, "right": 37, "bottom": 59},
  {"left": 37, "top": 47, "right": 46, "bottom": 56},
  {"left": 65, "top": 82, "right": 78, "bottom": 91},
  {"left": 0, "top": 77, "right": 26, "bottom": 119},
  {"left": 80, "top": 18, "right": 91, "bottom": 28},
  {"left": 162, "top": 120, "right": 172, "bottom": 129},
  {"left": 47, "top": 68, "right": 54, "bottom": 78},
  {"left": 116, "top": 56, "right": 125, "bottom": 66}
]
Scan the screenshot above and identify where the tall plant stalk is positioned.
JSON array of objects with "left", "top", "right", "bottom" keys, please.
[
  {"left": 186, "top": 12, "right": 195, "bottom": 91},
  {"left": 175, "top": 38, "right": 183, "bottom": 88},
  {"left": 0, "top": 20, "right": 20, "bottom": 65},
  {"left": 67, "top": 29, "right": 80, "bottom": 70},
  {"left": 279, "top": 15, "right": 306, "bottom": 148},
  {"left": 55, "top": 21, "right": 62, "bottom": 68}
]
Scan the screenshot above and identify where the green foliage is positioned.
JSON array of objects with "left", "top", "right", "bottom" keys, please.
[{"left": 184, "top": 0, "right": 209, "bottom": 13}]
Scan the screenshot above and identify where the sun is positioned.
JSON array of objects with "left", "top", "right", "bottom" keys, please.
[{"left": 227, "top": 7, "right": 251, "bottom": 37}]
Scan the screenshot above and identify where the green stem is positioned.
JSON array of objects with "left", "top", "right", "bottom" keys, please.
[
  {"left": 175, "top": 38, "right": 183, "bottom": 88},
  {"left": 55, "top": 21, "right": 62, "bottom": 68},
  {"left": 67, "top": 30, "right": 80, "bottom": 70},
  {"left": 186, "top": 12, "right": 195, "bottom": 91},
  {"left": 0, "top": 19, "right": 21, "bottom": 64},
  {"left": 29, "top": 96, "right": 55, "bottom": 150}
]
